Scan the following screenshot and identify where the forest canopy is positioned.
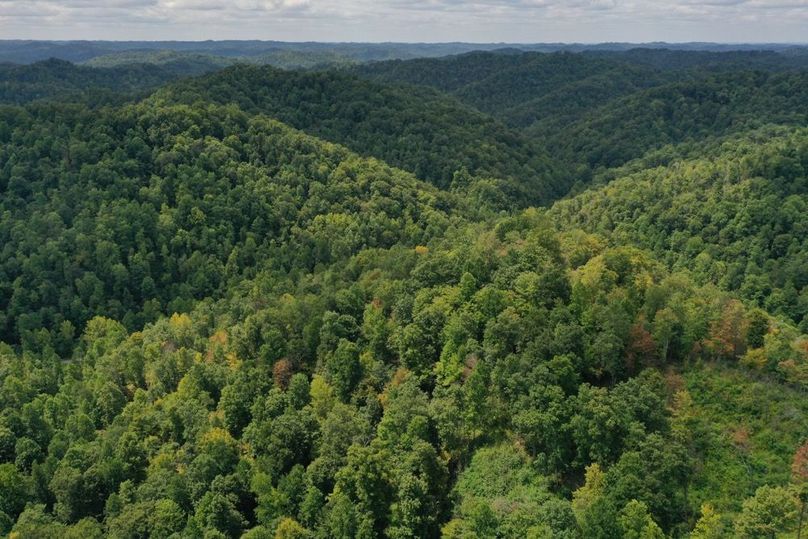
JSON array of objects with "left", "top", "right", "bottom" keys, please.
[{"left": 0, "top": 44, "right": 807, "bottom": 539}]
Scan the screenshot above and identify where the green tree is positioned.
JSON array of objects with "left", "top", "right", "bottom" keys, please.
[
  {"left": 735, "top": 485, "right": 798, "bottom": 538},
  {"left": 326, "top": 339, "right": 363, "bottom": 402},
  {"left": 691, "top": 503, "right": 725, "bottom": 539},
  {"left": 618, "top": 500, "right": 665, "bottom": 539}
]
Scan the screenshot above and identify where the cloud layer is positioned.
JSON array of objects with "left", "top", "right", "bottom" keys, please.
[{"left": 0, "top": 0, "right": 806, "bottom": 42}]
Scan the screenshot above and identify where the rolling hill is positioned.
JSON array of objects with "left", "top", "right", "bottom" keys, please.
[
  {"left": 158, "top": 65, "right": 565, "bottom": 204},
  {"left": 0, "top": 46, "right": 807, "bottom": 539}
]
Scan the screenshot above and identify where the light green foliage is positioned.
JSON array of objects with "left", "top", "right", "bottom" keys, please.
[
  {"left": 619, "top": 500, "right": 665, "bottom": 539},
  {"left": 0, "top": 47, "right": 807, "bottom": 539},
  {"left": 683, "top": 363, "right": 808, "bottom": 513},
  {"left": 735, "top": 485, "right": 798, "bottom": 538},
  {"left": 551, "top": 127, "right": 808, "bottom": 334},
  {"left": 691, "top": 504, "right": 726, "bottom": 539},
  {"left": 451, "top": 444, "right": 576, "bottom": 538}
]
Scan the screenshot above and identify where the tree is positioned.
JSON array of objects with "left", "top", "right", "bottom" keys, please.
[
  {"left": 106, "top": 501, "right": 156, "bottom": 539},
  {"left": 793, "top": 441, "right": 808, "bottom": 539},
  {"left": 49, "top": 464, "right": 84, "bottom": 522},
  {"left": 605, "top": 434, "right": 690, "bottom": 532},
  {"left": 326, "top": 339, "right": 363, "bottom": 402},
  {"left": 618, "top": 500, "right": 665, "bottom": 539},
  {"left": 191, "top": 491, "right": 247, "bottom": 537},
  {"left": 151, "top": 499, "right": 186, "bottom": 538},
  {"left": 705, "top": 300, "right": 749, "bottom": 360},
  {"left": 747, "top": 310, "right": 770, "bottom": 349},
  {"left": 387, "top": 440, "right": 449, "bottom": 539},
  {"left": 626, "top": 318, "right": 657, "bottom": 372},
  {"left": 735, "top": 485, "right": 798, "bottom": 538},
  {"left": 691, "top": 503, "right": 725, "bottom": 539},
  {"left": 572, "top": 463, "right": 619, "bottom": 538},
  {"left": 14, "top": 437, "right": 42, "bottom": 472},
  {"left": 274, "top": 517, "right": 312, "bottom": 539},
  {"left": 322, "top": 490, "right": 359, "bottom": 539},
  {"left": 572, "top": 463, "right": 606, "bottom": 526},
  {"left": 273, "top": 359, "right": 294, "bottom": 390},
  {"left": 652, "top": 307, "right": 678, "bottom": 364},
  {"left": 328, "top": 445, "right": 394, "bottom": 538}
]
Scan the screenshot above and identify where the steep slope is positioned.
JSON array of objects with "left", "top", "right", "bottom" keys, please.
[
  {"left": 3, "top": 201, "right": 807, "bottom": 537},
  {"left": 359, "top": 50, "right": 808, "bottom": 177},
  {"left": 545, "top": 70, "right": 808, "bottom": 170},
  {"left": 549, "top": 126, "right": 808, "bottom": 327},
  {"left": 0, "top": 99, "right": 461, "bottom": 347},
  {"left": 357, "top": 49, "right": 808, "bottom": 125},
  {"left": 497, "top": 62, "right": 661, "bottom": 131},
  {"left": 356, "top": 50, "right": 665, "bottom": 124},
  {"left": 683, "top": 362, "right": 808, "bottom": 515},
  {"left": 158, "top": 65, "right": 564, "bottom": 204}
]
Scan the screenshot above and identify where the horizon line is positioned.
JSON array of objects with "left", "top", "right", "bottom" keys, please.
[{"left": 1, "top": 39, "right": 807, "bottom": 46}]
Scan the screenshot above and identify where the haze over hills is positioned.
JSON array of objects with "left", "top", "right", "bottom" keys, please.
[
  {"left": 1, "top": 39, "right": 807, "bottom": 65},
  {"left": 0, "top": 40, "right": 807, "bottom": 539}
]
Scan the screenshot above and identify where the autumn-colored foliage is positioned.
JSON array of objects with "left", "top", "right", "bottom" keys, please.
[
  {"left": 793, "top": 441, "right": 808, "bottom": 484},
  {"left": 273, "top": 358, "right": 294, "bottom": 390},
  {"left": 626, "top": 317, "right": 657, "bottom": 373},
  {"left": 704, "top": 300, "right": 749, "bottom": 360}
]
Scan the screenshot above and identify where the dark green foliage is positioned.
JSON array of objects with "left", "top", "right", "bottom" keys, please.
[
  {"left": 360, "top": 49, "right": 808, "bottom": 180},
  {"left": 160, "top": 65, "right": 563, "bottom": 203},
  {"left": 0, "top": 100, "right": 458, "bottom": 346},
  {"left": 546, "top": 71, "right": 808, "bottom": 170},
  {"left": 0, "top": 59, "right": 189, "bottom": 105},
  {"left": 356, "top": 50, "right": 664, "bottom": 126},
  {"left": 83, "top": 49, "right": 356, "bottom": 71},
  {"left": 0, "top": 47, "right": 807, "bottom": 539}
]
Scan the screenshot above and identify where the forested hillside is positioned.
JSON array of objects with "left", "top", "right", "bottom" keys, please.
[
  {"left": 0, "top": 59, "right": 191, "bottom": 105},
  {"left": 0, "top": 100, "right": 461, "bottom": 349},
  {"left": 356, "top": 51, "right": 664, "bottom": 133},
  {"left": 80, "top": 52, "right": 237, "bottom": 77},
  {"left": 359, "top": 49, "right": 808, "bottom": 171},
  {"left": 544, "top": 70, "right": 808, "bottom": 170},
  {"left": 550, "top": 126, "right": 808, "bottom": 328},
  {"left": 83, "top": 50, "right": 358, "bottom": 71},
  {"left": 158, "top": 65, "right": 563, "bottom": 203},
  {"left": 0, "top": 46, "right": 807, "bottom": 539}
]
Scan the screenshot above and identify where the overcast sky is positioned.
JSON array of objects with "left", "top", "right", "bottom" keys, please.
[{"left": 0, "top": 0, "right": 806, "bottom": 43}]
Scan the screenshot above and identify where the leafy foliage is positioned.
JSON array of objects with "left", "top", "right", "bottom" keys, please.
[
  {"left": 550, "top": 127, "right": 808, "bottom": 329},
  {"left": 1, "top": 47, "right": 807, "bottom": 539},
  {"left": 0, "top": 59, "right": 189, "bottom": 105},
  {"left": 159, "top": 65, "right": 563, "bottom": 203}
]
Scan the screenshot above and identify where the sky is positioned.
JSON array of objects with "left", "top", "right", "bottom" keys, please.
[{"left": 0, "top": 0, "right": 807, "bottom": 43}]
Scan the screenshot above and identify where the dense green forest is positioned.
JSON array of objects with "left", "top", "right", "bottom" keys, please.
[
  {"left": 550, "top": 126, "right": 808, "bottom": 328},
  {"left": 358, "top": 50, "right": 808, "bottom": 172},
  {"left": 0, "top": 59, "right": 193, "bottom": 106},
  {"left": 0, "top": 45, "right": 807, "bottom": 538},
  {"left": 355, "top": 51, "right": 668, "bottom": 123},
  {"left": 157, "top": 65, "right": 563, "bottom": 203}
]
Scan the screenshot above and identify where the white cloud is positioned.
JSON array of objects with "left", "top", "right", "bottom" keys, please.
[{"left": 0, "top": 0, "right": 805, "bottom": 42}]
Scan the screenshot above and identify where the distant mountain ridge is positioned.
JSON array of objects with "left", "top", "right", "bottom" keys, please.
[{"left": 1, "top": 39, "right": 806, "bottom": 64}]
